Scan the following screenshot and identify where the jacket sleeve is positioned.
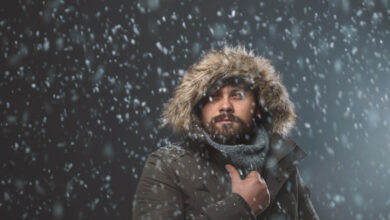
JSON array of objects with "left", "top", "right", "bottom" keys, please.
[
  {"left": 132, "top": 151, "right": 256, "bottom": 220},
  {"left": 296, "top": 169, "right": 320, "bottom": 220}
]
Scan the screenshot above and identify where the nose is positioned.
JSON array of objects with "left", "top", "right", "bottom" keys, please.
[{"left": 218, "top": 96, "right": 233, "bottom": 113}]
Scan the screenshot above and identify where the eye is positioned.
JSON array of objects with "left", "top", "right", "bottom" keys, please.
[
  {"left": 207, "top": 93, "right": 220, "bottom": 102},
  {"left": 232, "top": 91, "right": 245, "bottom": 99}
]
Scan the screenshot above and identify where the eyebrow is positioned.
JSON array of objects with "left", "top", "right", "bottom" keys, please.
[
  {"left": 232, "top": 86, "right": 247, "bottom": 91},
  {"left": 206, "top": 83, "right": 252, "bottom": 96},
  {"left": 231, "top": 85, "right": 251, "bottom": 92},
  {"left": 208, "top": 87, "right": 250, "bottom": 97},
  {"left": 230, "top": 88, "right": 245, "bottom": 93}
]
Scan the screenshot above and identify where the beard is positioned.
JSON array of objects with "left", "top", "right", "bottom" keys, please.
[{"left": 203, "top": 113, "right": 255, "bottom": 145}]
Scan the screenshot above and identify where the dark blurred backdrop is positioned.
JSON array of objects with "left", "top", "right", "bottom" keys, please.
[{"left": 1, "top": 0, "right": 390, "bottom": 219}]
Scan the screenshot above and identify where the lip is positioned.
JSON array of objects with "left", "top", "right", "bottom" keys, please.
[{"left": 217, "top": 119, "right": 233, "bottom": 124}]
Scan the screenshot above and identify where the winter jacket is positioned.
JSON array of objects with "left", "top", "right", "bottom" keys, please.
[{"left": 132, "top": 134, "right": 319, "bottom": 219}]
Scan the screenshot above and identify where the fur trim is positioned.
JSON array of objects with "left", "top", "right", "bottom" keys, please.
[{"left": 162, "top": 45, "right": 296, "bottom": 136}]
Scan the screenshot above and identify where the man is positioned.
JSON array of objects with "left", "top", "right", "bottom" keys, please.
[{"left": 133, "top": 46, "right": 319, "bottom": 219}]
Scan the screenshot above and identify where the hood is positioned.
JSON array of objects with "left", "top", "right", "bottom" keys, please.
[{"left": 162, "top": 45, "right": 296, "bottom": 137}]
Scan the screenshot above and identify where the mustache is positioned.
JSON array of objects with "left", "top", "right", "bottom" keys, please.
[{"left": 211, "top": 113, "right": 242, "bottom": 123}]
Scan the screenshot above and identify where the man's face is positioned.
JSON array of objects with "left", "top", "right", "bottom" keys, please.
[{"left": 201, "top": 84, "right": 258, "bottom": 144}]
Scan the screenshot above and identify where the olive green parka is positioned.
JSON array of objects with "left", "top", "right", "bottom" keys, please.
[{"left": 133, "top": 134, "right": 319, "bottom": 219}]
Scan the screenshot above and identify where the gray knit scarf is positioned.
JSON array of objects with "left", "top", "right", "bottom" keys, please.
[{"left": 202, "top": 125, "right": 270, "bottom": 178}]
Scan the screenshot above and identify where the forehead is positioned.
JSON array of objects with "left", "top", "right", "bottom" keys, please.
[{"left": 207, "top": 83, "right": 252, "bottom": 95}]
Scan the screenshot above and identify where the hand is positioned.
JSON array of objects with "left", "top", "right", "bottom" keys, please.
[{"left": 225, "top": 164, "right": 270, "bottom": 215}]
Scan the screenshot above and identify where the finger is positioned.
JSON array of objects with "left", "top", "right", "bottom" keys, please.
[
  {"left": 225, "top": 164, "right": 241, "bottom": 184},
  {"left": 265, "top": 188, "right": 271, "bottom": 203},
  {"left": 247, "top": 170, "right": 260, "bottom": 179},
  {"left": 247, "top": 171, "right": 266, "bottom": 183}
]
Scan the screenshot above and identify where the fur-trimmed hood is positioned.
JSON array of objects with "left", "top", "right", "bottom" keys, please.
[{"left": 162, "top": 46, "right": 296, "bottom": 136}]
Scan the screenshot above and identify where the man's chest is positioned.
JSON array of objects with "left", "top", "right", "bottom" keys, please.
[
  {"left": 171, "top": 155, "right": 232, "bottom": 213},
  {"left": 171, "top": 154, "right": 300, "bottom": 219}
]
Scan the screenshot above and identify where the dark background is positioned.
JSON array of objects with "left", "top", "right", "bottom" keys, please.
[{"left": 1, "top": 0, "right": 390, "bottom": 219}]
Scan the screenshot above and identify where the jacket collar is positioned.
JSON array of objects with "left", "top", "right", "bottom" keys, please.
[
  {"left": 265, "top": 134, "right": 306, "bottom": 168},
  {"left": 263, "top": 134, "right": 307, "bottom": 204},
  {"left": 184, "top": 133, "right": 306, "bottom": 204}
]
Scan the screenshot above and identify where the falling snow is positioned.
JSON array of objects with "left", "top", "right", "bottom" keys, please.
[{"left": 1, "top": 0, "right": 390, "bottom": 219}]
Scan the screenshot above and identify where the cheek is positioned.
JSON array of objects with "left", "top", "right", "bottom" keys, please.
[
  {"left": 237, "top": 103, "right": 256, "bottom": 122},
  {"left": 201, "top": 104, "right": 214, "bottom": 124}
]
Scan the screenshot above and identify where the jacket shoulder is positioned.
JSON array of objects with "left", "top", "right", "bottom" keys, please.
[
  {"left": 265, "top": 134, "right": 306, "bottom": 169},
  {"left": 151, "top": 142, "right": 189, "bottom": 163}
]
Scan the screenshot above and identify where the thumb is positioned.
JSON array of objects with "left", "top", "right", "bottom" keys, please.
[
  {"left": 225, "top": 164, "right": 240, "bottom": 184},
  {"left": 247, "top": 170, "right": 261, "bottom": 180}
]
